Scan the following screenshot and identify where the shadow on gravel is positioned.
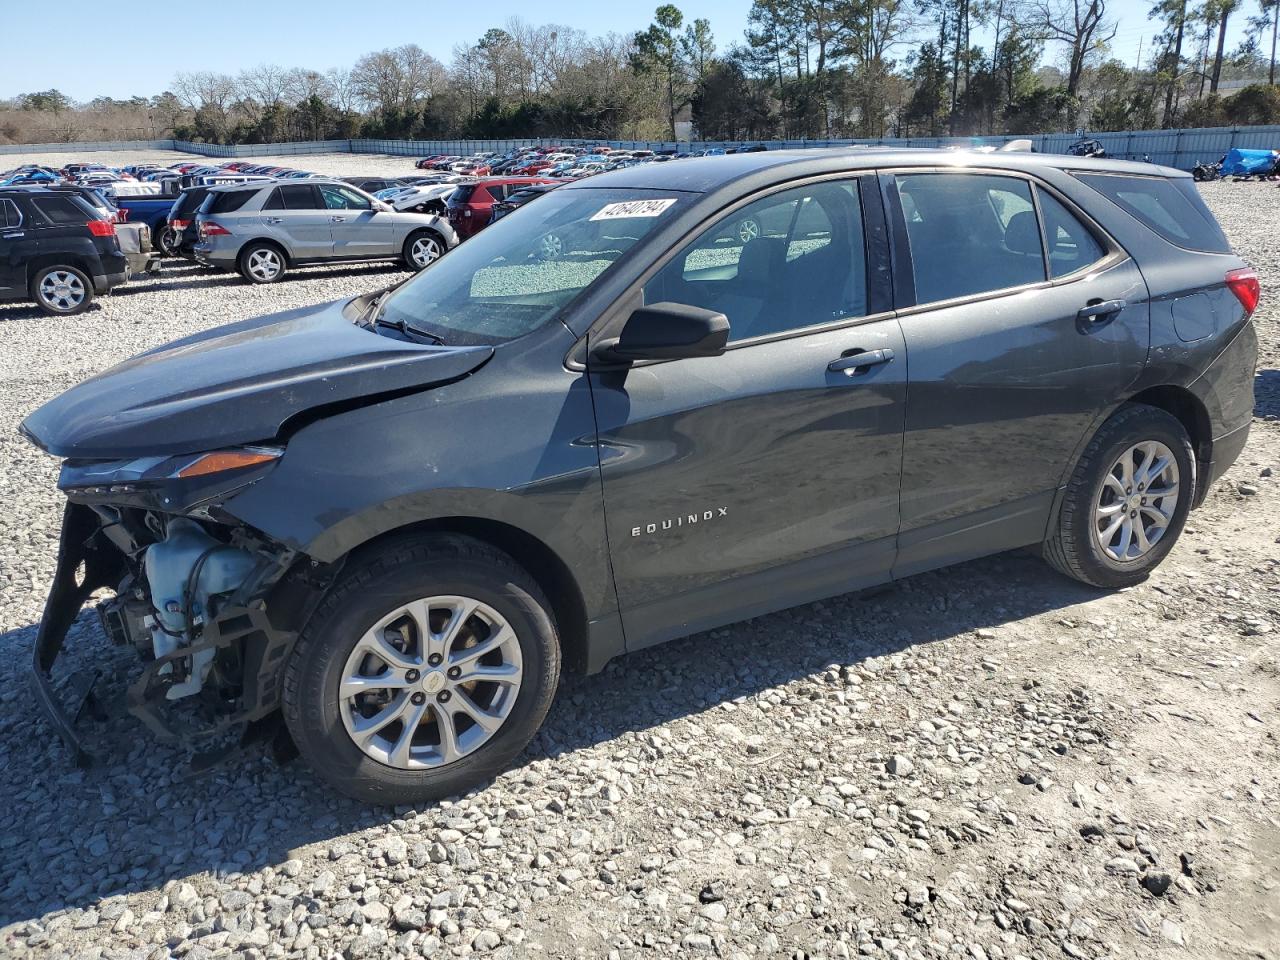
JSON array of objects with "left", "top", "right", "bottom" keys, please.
[
  {"left": 0, "top": 548, "right": 1100, "bottom": 927},
  {"left": 1255, "top": 368, "right": 1280, "bottom": 419}
]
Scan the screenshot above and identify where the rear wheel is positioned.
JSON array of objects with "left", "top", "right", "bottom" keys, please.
[
  {"left": 156, "top": 224, "right": 180, "bottom": 256},
  {"left": 31, "top": 265, "right": 94, "bottom": 316},
  {"left": 403, "top": 230, "right": 444, "bottom": 270},
  {"left": 1043, "top": 404, "right": 1194, "bottom": 588},
  {"left": 282, "top": 534, "right": 560, "bottom": 804},
  {"left": 238, "top": 242, "right": 287, "bottom": 284}
]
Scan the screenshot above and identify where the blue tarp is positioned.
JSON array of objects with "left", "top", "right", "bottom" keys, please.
[{"left": 1223, "top": 148, "right": 1279, "bottom": 175}]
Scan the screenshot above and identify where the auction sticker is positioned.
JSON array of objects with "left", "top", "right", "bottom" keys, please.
[{"left": 590, "top": 198, "right": 677, "bottom": 221}]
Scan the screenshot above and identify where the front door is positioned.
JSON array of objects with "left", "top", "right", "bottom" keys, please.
[
  {"left": 883, "top": 170, "right": 1151, "bottom": 576},
  {"left": 590, "top": 177, "right": 907, "bottom": 650},
  {"left": 319, "top": 183, "right": 394, "bottom": 258},
  {"left": 261, "top": 184, "right": 333, "bottom": 261}
]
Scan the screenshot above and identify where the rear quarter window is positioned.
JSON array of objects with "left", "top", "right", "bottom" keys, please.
[
  {"left": 31, "top": 195, "right": 94, "bottom": 224},
  {"left": 204, "top": 190, "right": 255, "bottom": 215},
  {"left": 1075, "top": 173, "right": 1230, "bottom": 254}
]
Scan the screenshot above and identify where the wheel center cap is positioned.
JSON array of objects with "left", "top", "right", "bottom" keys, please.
[
  {"left": 1126, "top": 495, "right": 1141, "bottom": 510},
  {"left": 422, "top": 671, "right": 447, "bottom": 694}
]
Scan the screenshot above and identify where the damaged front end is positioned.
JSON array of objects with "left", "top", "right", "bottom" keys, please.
[{"left": 31, "top": 447, "right": 334, "bottom": 766}]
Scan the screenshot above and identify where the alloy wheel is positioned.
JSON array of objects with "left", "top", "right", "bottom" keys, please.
[
  {"left": 411, "top": 236, "right": 441, "bottom": 268},
  {"left": 538, "top": 233, "right": 563, "bottom": 260},
  {"left": 339, "top": 596, "right": 523, "bottom": 769},
  {"left": 1092, "top": 440, "right": 1180, "bottom": 562},
  {"left": 246, "top": 249, "right": 283, "bottom": 281},
  {"left": 37, "top": 271, "right": 86, "bottom": 312},
  {"left": 736, "top": 218, "right": 762, "bottom": 243}
]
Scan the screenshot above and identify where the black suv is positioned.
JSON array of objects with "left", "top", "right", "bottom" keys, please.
[
  {"left": 0, "top": 187, "right": 129, "bottom": 315},
  {"left": 22, "top": 150, "right": 1258, "bottom": 802}
]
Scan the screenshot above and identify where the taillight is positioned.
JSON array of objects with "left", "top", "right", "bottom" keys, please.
[
  {"left": 1225, "top": 267, "right": 1260, "bottom": 316},
  {"left": 172, "top": 219, "right": 189, "bottom": 230},
  {"left": 85, "top": 219, "right": 115, "bottom": 237},
  {"left": 201, "top": 221, "right": 231, "bottom": 237}
]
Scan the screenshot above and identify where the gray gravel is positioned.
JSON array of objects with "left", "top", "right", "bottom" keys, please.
[{"left": 0, "top": 161, "right": 1278, "bottom": 960}]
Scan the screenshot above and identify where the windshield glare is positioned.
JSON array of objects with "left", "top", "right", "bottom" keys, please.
[{"left": 376, "top": 188, "right": 687, "bottom": 345}]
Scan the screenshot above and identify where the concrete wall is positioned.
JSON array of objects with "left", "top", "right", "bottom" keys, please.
[{"left": 4, "top": 126, "right": 1279, "bottom": 170}]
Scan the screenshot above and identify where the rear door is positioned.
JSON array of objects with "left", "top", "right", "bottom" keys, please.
[
  {"left": 883, "top": 169, "right": 1150, "bottom": 576},
  {"left": 262, "top": 184, "right": 333, "bottom": 260},
  {"left": 319, "top": 183, "right": 393, "bottom": 258},
  {"left": 591, "top": 176, "right": 907, "bottom": 650},
  {"left": 0, "top": 197, "right": 36, "bottom": 297}
]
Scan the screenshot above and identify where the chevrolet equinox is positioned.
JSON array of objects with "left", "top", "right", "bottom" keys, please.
[{"left": 21, "top": 149, "right": 1258, "bottom": 803}]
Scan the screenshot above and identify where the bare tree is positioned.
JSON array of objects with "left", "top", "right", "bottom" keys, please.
[{"left": 1028, "top": 0, "right": 1118, "bottom": 96}]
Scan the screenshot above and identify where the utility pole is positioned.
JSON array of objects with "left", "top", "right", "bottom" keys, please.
[
  {"left": 1135, "top": 35, "right": 1143, "bottom": 70},
  {"left": 1270, "top": 0, "right": 1278, "bottom": 85}
]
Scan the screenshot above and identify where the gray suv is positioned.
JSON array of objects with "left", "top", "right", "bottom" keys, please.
[
  {"left": 193, "top": 179, "right": 458, "bottom": 283},
  {"left": 23, "top": 150, "right": 1259, "bottom": 803}
]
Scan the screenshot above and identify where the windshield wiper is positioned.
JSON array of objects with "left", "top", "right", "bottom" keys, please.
[{"left": 374, "top": 315, "right": 446, "bottom": 345}]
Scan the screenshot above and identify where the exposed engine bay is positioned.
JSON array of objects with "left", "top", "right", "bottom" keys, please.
[{"left": 32, "top": 499, "right": 333, "bottom": 765}]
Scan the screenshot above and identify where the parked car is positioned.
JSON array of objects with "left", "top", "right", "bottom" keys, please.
[
  {"left": 445, "top": 177, "right": 561, "bottom": 241},
  {"left": 488, "top": 181, "right": 561, "bottom": 223},
  {"left": 0, "top": 186, "right": 129, "bottom": 314},
  {"left": 193, "top": 179, "right": 458, "bottom": 282},
  {"left": 21, "top": 150, "right": 1259, "bottom": 803},
  {"left": 343, "top": 177, "right": 402, "bottom": 194},
  {"left": 162, "top": 185, "right": 216, "bottom": 258}
]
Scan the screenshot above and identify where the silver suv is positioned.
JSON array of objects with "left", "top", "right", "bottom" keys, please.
[{"left": 193, "top": 179, "right": 458, "bottom": 284}]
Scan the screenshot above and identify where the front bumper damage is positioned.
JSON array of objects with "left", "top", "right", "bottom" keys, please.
[{"left": 32, "top": 503, "right": 318, "bottom": 767}]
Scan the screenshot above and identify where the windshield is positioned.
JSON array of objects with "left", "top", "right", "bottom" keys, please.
[{"left": 374, "top": 188, "right": 688, "bottom": 345}]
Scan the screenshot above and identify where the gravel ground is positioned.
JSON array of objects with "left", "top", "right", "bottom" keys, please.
[{"left": 0, "top": 156, "right": 1277, "bottom": 960}]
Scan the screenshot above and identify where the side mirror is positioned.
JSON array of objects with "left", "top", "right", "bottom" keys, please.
[
  {"left": 372, "top": 201, "right": 391, "bottom": 212},
  {"left": 592, "top": 302, "right": 729, "bottom": 364}
]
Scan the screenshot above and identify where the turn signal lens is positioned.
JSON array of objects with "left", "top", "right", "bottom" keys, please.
[
  {"left": 176, "top": 449, "right": 281, "bottom": 479},
  {"left": 1225, "top": 267, "right": 1260, "bottom": 316}
]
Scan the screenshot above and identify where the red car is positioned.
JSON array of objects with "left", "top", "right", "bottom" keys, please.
[
  {"left": 446, "top": 177, "right": 561, "bottom": 241},
  {"left": 415, "top": 155, "right": 445, "bottom": 169}
]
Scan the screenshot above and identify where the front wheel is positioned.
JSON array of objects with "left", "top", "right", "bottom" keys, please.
[
  {"left": 403, "top": 230, "right": 444, "bottom": 270},
  {"left": 1043, "top": 404, "right": 1194, "bottom": 589},
  {"left": 282, "top": 534, "right": 561, "bottom": 804}
]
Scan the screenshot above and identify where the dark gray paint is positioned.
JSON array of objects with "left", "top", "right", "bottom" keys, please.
[{"left": 21, "top": 149, "right": 1259, "bottom": 680}]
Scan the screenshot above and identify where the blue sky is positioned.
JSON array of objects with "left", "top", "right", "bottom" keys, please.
[{"left": 0, "top": 0, "right": 1260, "bottom": 102}]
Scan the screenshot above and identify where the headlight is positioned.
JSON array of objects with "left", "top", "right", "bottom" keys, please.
[{"left": 60, "top": 446, "right": 282, "bottom": 511}]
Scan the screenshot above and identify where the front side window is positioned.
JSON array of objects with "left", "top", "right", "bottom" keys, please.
[
  {"left": 374, "top": 187, "right": 687, "bottom": 345},
  {"left": 643, "top": 180, "right": 867, "bottom": 342},
  {"left": 895, "top": 173, "right": 1045, "bottom": 304},
  {"left": 320, "top": 184, "right": 371, "bottom": 210}
]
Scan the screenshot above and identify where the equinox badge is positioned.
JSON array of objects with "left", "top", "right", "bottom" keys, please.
[{"left": 632, "top": 506, "right": 729, "bottom": 537}]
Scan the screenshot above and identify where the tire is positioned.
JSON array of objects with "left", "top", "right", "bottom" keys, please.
[
  {"left": 31, "top": 265, "right": 94, "bottom": 316},
  {"left": 282, "top": 534, "right": 561, "bottom": 804},
  {"left": 1043, "top": 403, "right": 1195, "bottom": 589},
  {"left": 238, "top": 242, "right": 288, "bottom": 284},
  {"left": 403, "top": 230, "right": 445, "bottom": 270},
  {"left": 156, "top": 224, "right": 180, "bottom": 256}
]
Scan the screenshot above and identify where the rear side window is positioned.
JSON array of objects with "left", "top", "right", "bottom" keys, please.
[
  {"left": 1035, "top": 188, "right": 1106, "bottom": 278},
  {"left": 31, "top": 195, "right": 94, "bottom": 224},
  {"left": 173, "top": 189, "right": 207, "bottom": 217},
  {"left": 0, "top": 198, "right": 21, "bottom": 228},
  {"left": 264, "top": 185, "right": 320, "bottom": 211},
  {"left": 895, "top": 173, "right": 1046, "bottom": 303},
  {"left": 204, "top": 190, "right": 255, "bottom": 215},
  {"left": 450, "top": 185, "right": 477, "bottom": 204},
  {"left": 1076, "top": 173, "right": 1230, "bottom": 253}
]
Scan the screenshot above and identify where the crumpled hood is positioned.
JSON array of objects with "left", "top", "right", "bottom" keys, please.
[{"left": 21, "top": 299, "right": 492, "bottom": 459}]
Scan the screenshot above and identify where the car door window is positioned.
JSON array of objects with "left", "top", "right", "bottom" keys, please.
[
  {"left": 0, "top": 198, "right": 21, "bottom": 228},
  {"left": 274, "top": 184, "right": 321, "bottom": 210},
  {"left": 643, "top": 180, "right": 867, "bottom": 343},
  {"left": 894, "top": 173, "right": 1045, "bottom": 304},
  {"left": 1035, "top": 187, "right": 1106, "bottom": 278},
  {"left": 320, "top": 184, "right": 371, "bottom": 210}
]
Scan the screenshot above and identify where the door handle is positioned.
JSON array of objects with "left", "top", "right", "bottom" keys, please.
[
  {"left": 330, "top": 216, "right": 346, "bottom": 223},
  {"left": 265, "top": 217, "right": 284, "bottom": 224},
  {"left": 1076, "top": 298, "right": 1126, "bottom": 322},
  {"left": 828, "top": 348, "right": 895, "bottom": 375}
]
